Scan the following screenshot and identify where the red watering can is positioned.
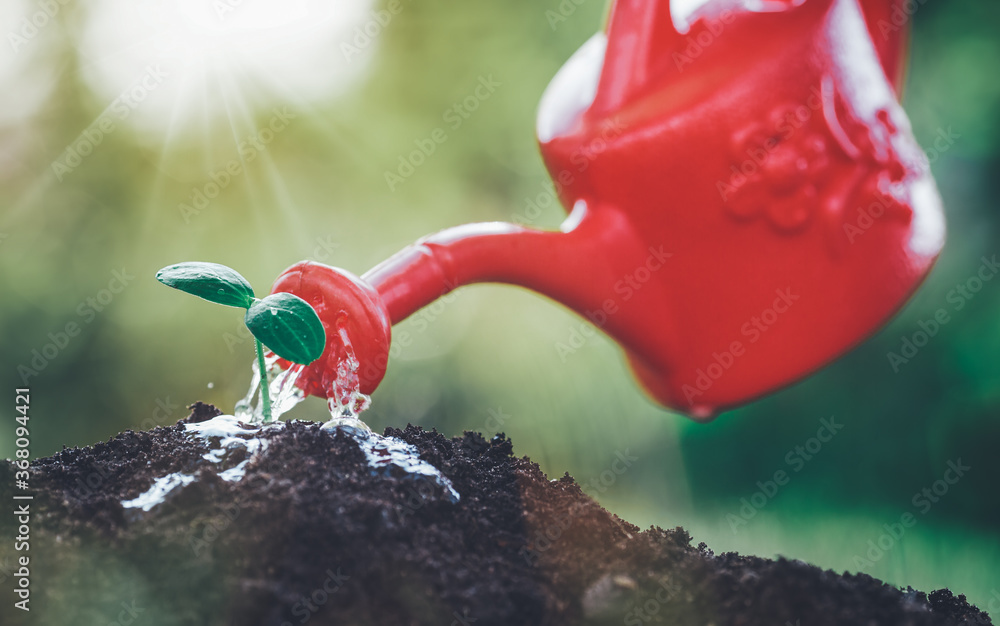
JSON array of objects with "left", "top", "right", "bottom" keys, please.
[{"left": 271, "top": 0, "right": 944, "bottom": 420}]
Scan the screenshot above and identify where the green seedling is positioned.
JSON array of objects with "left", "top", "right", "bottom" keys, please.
[{"left": 155, "top": 262, "right": 326, "bottom": 422}]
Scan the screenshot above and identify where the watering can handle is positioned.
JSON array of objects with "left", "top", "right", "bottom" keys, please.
[
  {"left": 591, "top": 0, "right": 685, "bottom": 116},
  {"left": 593, "top": 0, "right": 910, "bottom": 115}
]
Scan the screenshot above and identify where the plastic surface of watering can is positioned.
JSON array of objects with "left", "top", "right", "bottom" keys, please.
[{"left": 270, "top": 0, "right": 944, "bottom": 420}]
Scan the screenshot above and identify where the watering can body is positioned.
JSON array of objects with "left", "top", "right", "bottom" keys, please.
[{"left": 272, "top": 0, "right": 944, "bottom": 419}]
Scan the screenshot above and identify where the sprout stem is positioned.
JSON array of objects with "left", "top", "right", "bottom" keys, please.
[{"left": 255, "top": 337, "right": 273, "bottom": 423}]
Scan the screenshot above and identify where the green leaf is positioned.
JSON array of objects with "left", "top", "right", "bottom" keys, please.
[
  {"left": 155, "top": 262, "right": 255, "bottom": 309},
  {"left": 245, "top": 293, "right": 326, "bottom": 365}
]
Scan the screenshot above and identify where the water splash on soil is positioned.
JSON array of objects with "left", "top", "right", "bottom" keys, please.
[
  {"left": 121, "top": 473, "right": 196, "bottom": 512},
  {"left": 316, "top": 326, "right": 456, "bottom": 499},
  {"left": 122, "top": 414, "right": 280, "bottom": 512},
  {"left": 124, "top": 327, "right": 458, "bottom": 512}
]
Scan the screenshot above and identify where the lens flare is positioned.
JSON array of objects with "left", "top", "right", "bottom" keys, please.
[{"left": 76, "top": 0, "right": 375, "bottom": 138}]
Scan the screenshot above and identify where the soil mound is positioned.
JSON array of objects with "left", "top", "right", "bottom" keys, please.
[{"left": 0, "top": 403, "right": 990, "bottom": 625}]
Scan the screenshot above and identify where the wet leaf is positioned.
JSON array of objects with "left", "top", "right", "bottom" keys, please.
[
  {"left": 245, "top": 293, "right": 326, "bottom": 365},
  {"left": 155, "top": 262, "right": 255, "bottom": 309}
]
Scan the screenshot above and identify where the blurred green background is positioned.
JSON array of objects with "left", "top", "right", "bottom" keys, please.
[{"left": 1, "top": 0, "right": 998, "bottom": 614}]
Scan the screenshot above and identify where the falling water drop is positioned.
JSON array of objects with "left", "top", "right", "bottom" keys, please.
[
  {"left": 326, "top": 325, "right": 372, "bottom": 419},
  {"left": 318, "top": 325, "right": 458, "bottom": 501}
]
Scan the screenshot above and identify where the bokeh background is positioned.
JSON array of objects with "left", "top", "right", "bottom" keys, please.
[{"left": 2, "top": 0, "right": 998, "bottom": 613}]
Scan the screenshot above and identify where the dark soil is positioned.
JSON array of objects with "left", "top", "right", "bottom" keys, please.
[{"left": 0, "top": 402, "right": 991, "bottom": 626}]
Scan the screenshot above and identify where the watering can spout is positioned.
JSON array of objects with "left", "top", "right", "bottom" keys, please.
[
  {"left": 269, "top": 208, "right": 668, "bottom": 410},
  {"left": 362, "top": 210, "right": 629, "bottom": 328}
]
